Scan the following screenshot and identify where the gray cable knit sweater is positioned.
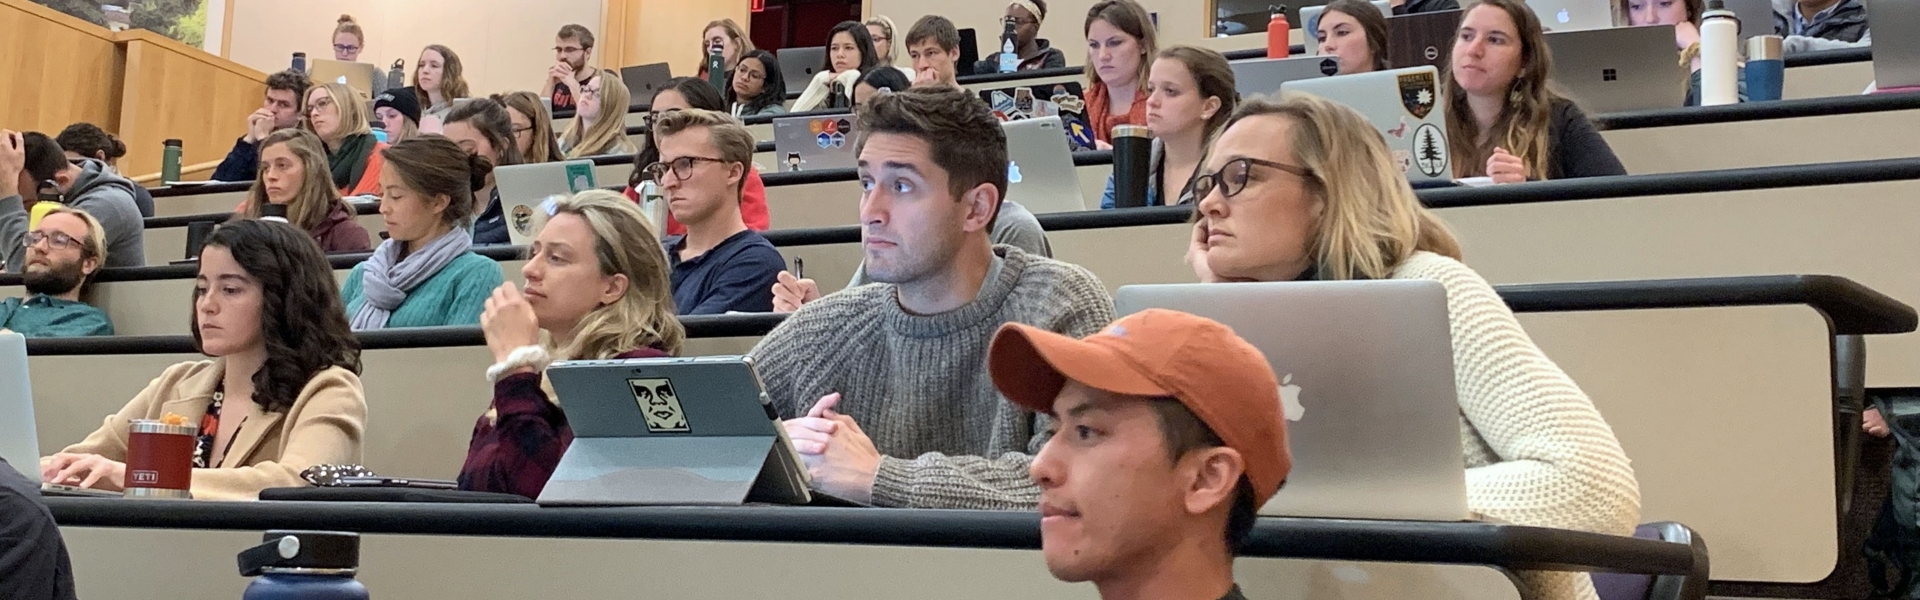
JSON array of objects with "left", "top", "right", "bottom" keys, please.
[{"left": 749, "top": 245, "right": 1115, "bottom": 509}]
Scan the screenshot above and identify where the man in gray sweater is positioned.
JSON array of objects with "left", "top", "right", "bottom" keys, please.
[
  {"left": 0, "top": 131, "right": 146, "bottom": 273},
  {"left": 752, "top": 87, "right": 1115, "bottom": 509}
]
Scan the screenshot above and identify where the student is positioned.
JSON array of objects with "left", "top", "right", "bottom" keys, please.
[
  {"left": 649, "top": 110, "right": 782, "bottom": 315},
  {"left": 626, "top": 78, "right": 770, "bottom": 237},
  {"left": 458, "top": 190, "right": 685, "bottom": 499},
  {"left": 1185, "top": 94, "right": 1638, "bottom": 600},
  {"left": 558, "top": 72, "right": 638, "bottom": 159},
  {"left": 304, "top": 82, "right": 390, "bottom": 196},
  {"left": 905, "top": 15, "right": 964, "bottom": 88},
  {"left": 730, "top": 50, "right": 789, "bottom": 118},
  {"left": 441, "top": 98, "right": 526, "bottom": 246},
  {"left": 414, "top": 45, "right": 472, "bottom": 123},
  {"left": 1774, "top": 0, "right": 1867, "bottom": 44},
  {"left": 212, "top": 70, "right": 311, "bottom": 182},
  {"left": 697, "top": 19, "right": 756, "bottom": 85},
  {"left": 1315, "top": 0, "right": 1391, "bottom": 74},
  {"left": 991, "top": 309, "right": 1290, "bottom": 600},
  {"left": 1444, "top": 0, "right": 1625, "bottom": 182},
  {"left": 0, "top": 131, "right": 145, "bottom": 270},
  {"left": 0, "top": 458, "right": 76, "bottom": 600},
  {"left": 1101, "top": 46, "right": 1237, "bottom": 209},
  {"left": 1083, "top": 0, "right": 1157, "bottom": 147},
  {"left": 770, "top": 193, "right": 1055, "bottom": 312},
  {"left": 239, "top": 129, "right": 372, "bottom": 253},
  {"left": 373, "top": 87, "right": 423, "bottom": 145},
  {"left": 751, "top": 87, "right": 1116, "bottom": 508},
  {"left": 544, "top": 24, "right": 600, "bottom": 112},
  {"left": 866, "top": 16, "right": 911, "bottom": 75},
  {"left": 0, "top": 207, "right": 112, "bottom": 337},
  {"left": 55, "top": 123, "right": 153, "bottom": 217},
  {"left": 794, "top": 21, "right": 878, "bottom": 112},
  {"left": 852, "top": 66, "right": 913, "bottom": 107},
  {"left": 332, "top": 15, "right": 364, "bottom": 62},
  {"left": 342, "top": 136, "right": 504, "bottom": 330},
  {"left": 977, "top": 0, "right": 1071, "bottom": 73},
  {"left": 41, "top": 219, "right": 367, "bottom": 501},
  {"left": 497, "top": 91, "right": 564, "bottom": 164}
]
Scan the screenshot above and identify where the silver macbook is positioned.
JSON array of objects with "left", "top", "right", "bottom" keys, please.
[
  {"left": 1302, "top": 0, "right": 1391, "bottom": 56},
  {"left": 777, "top": 47, "right": 826, "bottom": 96},
  {"left": 1867, "top": 0, "right": 1920, "bottom": 89},
  {"left": 0, "top": 333, "right": 37, "bottom": 470},
  {"left": 537, "top": 355, "right": 815, "bottom": 506},
  {"left": 1114, "top": 281, "right": 1470, "bottom": 521},
  {"left": 1546, "top": 24, "right": 1688, "bottom": 114},
  {"left": 772, "top": 114, "right": 858, "bottom": 173},
  {"left": 1002, "top": 116, "right": 1086, "bottom": 214},
  {"left": 1282, "top": 66, "right": 1452, "bottom": 182},
  {"left": 494, "top": 160, "right": 598, "bottom": 246},
  {"left": 1527, "top": 0, "right": 1616, "bottom": 31},
  {"left": 1232, "top": 55, "right": 1342, "bottom": 97}
]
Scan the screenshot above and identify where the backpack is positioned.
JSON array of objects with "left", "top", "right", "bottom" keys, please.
[{"left": 1865, "top": 392, "right": 1920, "bottom": 598}]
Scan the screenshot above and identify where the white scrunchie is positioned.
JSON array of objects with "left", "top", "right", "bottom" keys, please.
[{"left": 485, "top": 345, "right": 552, "bottom": 383}]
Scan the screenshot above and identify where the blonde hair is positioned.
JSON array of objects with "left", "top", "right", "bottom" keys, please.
[
  {"left": 333, "top": 15, "right": 363, "bottom": 47},
  {"left": 865, "top": 15, "right": 902, "bottom": 65},
  {"left": 702, "top": 19, "right": 756, "bottom": 69},
  {"left": 36, "top": 205, "right": 108, "bottom": 294},
  {"left": 1442, "top": 0, "right": 1558, "bottom": 180},
  {"left": 497, "top": 91, "right": 565, "bottom": 164},
  {"left": 560, "top": 72, "right": 636, "bottom": 158},
  {"left": 245, "top": 129, "right": 350, "bottom": 231},
  {"left": 545, "top": 190, "right": 686, "bottom": 361},
  {"left": 1230, "top": 94, "right": 1462, "bottom": 280},
  {"left": 305, "top": 83, "right": 373, "bottom": 144},
  {"left": 652, "top": 109, "right": 755, "bottom": 193}
]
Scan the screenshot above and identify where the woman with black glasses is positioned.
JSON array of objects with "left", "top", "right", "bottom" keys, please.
[
  {"left": 730, "top": 50, "right": 789, "bottom": 118},
  {"left": 626, "top": 78, "right": 770, "bottom": 238}
]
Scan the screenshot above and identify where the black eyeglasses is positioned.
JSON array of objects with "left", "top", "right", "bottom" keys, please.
[
  {"left": 643, "top": 156, "right": 728, "bottom": 182},
  {"left": 1190, "top": 157, "right": 1314, "bottom": 200},
  {"left": 1006, "top": 16, "right": 1040, "bottom": 26},
  {"left": 642, "top": 108, "right": 685, "bottom": 129},
  {"left": 24, "top": 231, "right": 81, "bottom": 251},
  {"left": 333, "top": 44, "right": 361, "bottom": 53},
  {"left": 35, "top": 179, "right": 62, "bottom": 204}
]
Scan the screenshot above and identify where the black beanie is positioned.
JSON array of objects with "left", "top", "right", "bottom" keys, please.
[{"left": 374, "top": 86, "right": 423, "bottom": 124}]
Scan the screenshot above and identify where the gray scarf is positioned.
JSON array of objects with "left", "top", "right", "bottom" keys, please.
[{"left": 350, "top": 227, "right": 472, "bottom": 330}]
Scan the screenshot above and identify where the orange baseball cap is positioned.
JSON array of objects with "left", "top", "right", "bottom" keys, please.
[{"left": 989, "top": 309, "right": 1292, "bottom": 505}]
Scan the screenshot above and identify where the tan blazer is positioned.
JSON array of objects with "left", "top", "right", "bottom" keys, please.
[{"left": 60, "top": 359, "right": 366, "bottom": 500}]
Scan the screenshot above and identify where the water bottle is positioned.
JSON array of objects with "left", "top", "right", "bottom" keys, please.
[
  {"left": 161, "top": 139, "right": 182, "bottom": 184},
  {"left": 291, "top": 52, "right": 307, "bottom": 73},
  {"left": 1111, "top": 125, "right": 1153, "bottom": 209},
  {"left": 707, "top": 44, "right": 727, "bottom": 92},
  {"left": 1266, "top": 6, "right": 1291, "bottom": 59},
  {"left": 260, "top": 203, "right": 290, "bottom": 223},
  {"left": 999, "top": 18, "right": 1020, "bottom": 73},
  {"left": 387, "top": 60, "right": 407, "bottom": 92},
  {"left": 1745, "top": 35, "right": 1784, "bottom": 102},
  {"left": 1699, "top": 0, "right": 1739, "bottom": 106},
  {"left": 238, "top": 531, "right": 368, "bottom": 600}
]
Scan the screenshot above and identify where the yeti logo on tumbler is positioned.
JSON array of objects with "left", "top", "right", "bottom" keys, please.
[{"left": 629, "top": 377, "right": 690, "bottom": 433}]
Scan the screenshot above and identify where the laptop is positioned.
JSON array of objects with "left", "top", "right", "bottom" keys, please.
[
  {"left": 1867, "top": 0, "right": 1920, "bottom": 89},
  {"left": 1526, "top": 0, "right": 1615, "bottom": 31},
  {"left": 1113, "top": 281, "right": 1471, "bottom": 521},
  {"left": 493, "top": 160, "right": 599, "bottom": 245},
  {"left": 1282, "top": 66, "right": 1453, "bottom": 182},
  {"left": 309, "top": 59, "right": 382, "bottom": 97},
  {"left": 772, "top": 114, "right": 858, "bottom": 173},
  {"left": 957, "top": 28, "right": 982, "bottom": 76},
  {"left": 777, "top": 46, "right": 826, "bottom": 96},
  {"left": 1301, "top": 0, "right": 1391, "bottom": 55},
  {"left": 1721, "top": 0, "right": 1778, "bottom": 41},
  {"left": 1002, "top": 116, "right": 1086, "bottom": 214},
  {"left": 1546, "top": 24, "right": 1688, "bottom": 113},
  {"left": 620, "top": 63, "right": 674, "bottom": 104},
  {"left": 536, "top": 355, "right": 816, "bottom": 506},
  {"left": 977, "top": 82, "right": 1095, "bottom": 150},
  {"left": 0, "top": 333, "right": 37, "bottom": 470},
  {"left": 1232, "top": 55, "right": 1342, "bottom": 97},
  {"left": 1386, "top": 9, "right": 1462, "bottom": 70}
]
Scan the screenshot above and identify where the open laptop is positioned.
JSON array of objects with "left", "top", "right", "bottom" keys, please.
[
  {"left": 777, "top": 47, "right": 826, "bottom": 95},
  {"left": 0, "top": 333, "right": 37, "bottom": 471},
  {"left": 1527, "top": 0, "right": 1616, "bottom": 31},
  {"left": 1867, "top": 0, "right": 1920, "bottom": 89},
  {"left": 957, "top": 28, "right": 982, "bottom": 76},
  {"left": 1113, "top": 281, "right": 1471, "bottom": 521},
  {"left": 1282, "top": 66, "right": 1453, "bottom": 182},
  {"left": 772, "top": 114, "right": 858, "bottom": 173},
  {"left": 537, "top": 355, "right": 817, "bottom": 506},
  {"left": 310, "top": 59, "right": 382, "bottom": 97},
  {"left": 1721, "top": 0, "right": 1779, "bottom": 42},
  {"left": 1301, "top": 0, "right": 1391, "bottom": 55},
  {"left": 620, "top": 63, "right": 674, "bottom": 104},
  {"left": 1386, "top": 9, "right": 1462, "bottom": 70},
  {"left": 1232, "top": 55, "right": 1342, "bottom": 97},
  {"left": 1002, "top": 116, "right": 1086, "bottom": 214},
  {"left": 493, "top": 160, "right": 599, "bottom": 245},
  {"left": 1546, "top": 24, "right": 1688, "bottom": 113},
  {"left": 977, "top": 82, "right": 1094, "bottom": 150}
]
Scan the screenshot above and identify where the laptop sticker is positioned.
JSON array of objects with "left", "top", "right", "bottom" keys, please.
[
  {"left": 1317, "top": 58, "right": 1340, "bottom": 77},
  {"left": 1411, "top": 123, "right": 1449, "bottom": 178},
  {"left": 1397, "top": 71, "right": 1437, "bottom": 119},
  {"left": 786, "top": 152, "right": 802, "bottom": 172},
  {"left": 510, "top": 204, "right": 535, "bottom": 238},
  {"left": 564, "top": 163, "right": 596, "bottom": 193},
  {"left": 629, "top": 377, "right": 691, "bottom": 433},
  {"left": 816, "top": 133, "right": 833, "bottom": 149}
]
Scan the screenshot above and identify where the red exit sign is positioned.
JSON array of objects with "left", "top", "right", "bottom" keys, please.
[{"left": 751, "top": 0, "right": 765, "bottom": 11}]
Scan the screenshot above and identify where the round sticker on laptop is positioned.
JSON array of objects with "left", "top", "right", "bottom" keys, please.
[{"left": 510, "top": 204, "right": 535, "bottom": 237}]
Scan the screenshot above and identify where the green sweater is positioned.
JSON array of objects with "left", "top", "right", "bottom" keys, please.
[
  {"left": 0, "top": 295, "right": 113, "bottom": 337},
  {"left": 341, "top": 252, "right": 502, "bottom": 328}
]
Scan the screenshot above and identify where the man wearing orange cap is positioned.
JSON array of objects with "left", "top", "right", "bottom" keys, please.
[{"left": 990, "top": 309, "right": 1291, "bottom": 600}]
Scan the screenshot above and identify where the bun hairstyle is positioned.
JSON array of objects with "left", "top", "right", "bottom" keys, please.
[
  {"left": 379, "top": 135, "right": 490, "bottom": 228},
  {"left": 54, "top": 123, "right": 128, "bottom": 164},
  {"left": 334, "top": 14, "right": 364, "bottom": 45}
]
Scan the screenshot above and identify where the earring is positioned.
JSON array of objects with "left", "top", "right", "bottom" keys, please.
[{"left": 1508, "top": 83, "right": 1524, "bottom": 104}]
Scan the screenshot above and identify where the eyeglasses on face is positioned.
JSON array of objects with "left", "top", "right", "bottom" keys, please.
[
  {"left": 333, "top": 44, "right": 361, "bottom": 53},
  {"left": 24, "top": 230, "right": 81, "bottom": 251},
  {"left": 1189, "top": 157, "right": 1314, "bottom": 200},
  {"left": 307, "top": 96, "right": 336, "bottom": 115},
  {"left": 643, "top": 156, "right": 728, "bottom": 182}
]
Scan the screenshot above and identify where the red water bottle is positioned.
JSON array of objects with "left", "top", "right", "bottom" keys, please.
[{"left": 1267, "top": 5, "right": 1290, "bottom": 58}]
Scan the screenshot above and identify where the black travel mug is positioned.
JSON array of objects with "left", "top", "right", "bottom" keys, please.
[
  {"left": 1110, "top": 125, "right": 1153, "bottom": 209},
  {"left": 184, "top": 221, "right": 217, "bottom": 261}
]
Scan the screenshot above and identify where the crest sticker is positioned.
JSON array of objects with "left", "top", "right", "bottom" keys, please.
[{"left": 1397, "top": 71, "right": 1438, "bottom": 120}]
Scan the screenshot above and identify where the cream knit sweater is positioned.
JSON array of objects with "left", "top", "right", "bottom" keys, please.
[{"left": 1394, "top": 251, "right": 1642, "bottom": 600}]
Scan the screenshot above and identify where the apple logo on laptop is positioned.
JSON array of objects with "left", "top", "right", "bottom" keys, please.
[
  {"left": 1008, "top": 161, "right": 1024, "bottom": 184},
  {"left": 1279, "top": 374, "right": 1304, "bottom": 422},
  {"left": 1556, "top": 8, "right": 1571, "bottom": 23}
]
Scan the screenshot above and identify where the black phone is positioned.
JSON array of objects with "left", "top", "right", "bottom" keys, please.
[{"left": 333, "top": 476, "right": 458, "bottom": 490}]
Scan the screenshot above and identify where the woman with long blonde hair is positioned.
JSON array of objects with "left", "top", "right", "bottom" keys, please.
[
  {"left": 458, "top": 190, "right": 686, "bottom": 499},
  {"left": 301, "top": 82, "right": 387, "bottom": 197},
  {"left": 559, "top": 72, "right": 637, "bottom": 158},
  {"left": 497, "top": 91, "right": 565, "bottom": 164},
  {"left": 1186, "top": 93, "right": 1638, "bottom": 600},
  {"left": 241, "top": 129, "right": 371, "bottom": 252},
  {"left": 1442, "top": 0, "right": 1624, "bottom": 183},
  {"left": 696, "top": 19, "right": 755, "bottom": 84}
]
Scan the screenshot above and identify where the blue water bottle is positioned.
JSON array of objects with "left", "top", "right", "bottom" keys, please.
[
  {"left": 1745, "top": 35, "right": 1784, "bottom": 102},
  {"left": 239, "top": 531, "right": 369, "bottom": 600}
]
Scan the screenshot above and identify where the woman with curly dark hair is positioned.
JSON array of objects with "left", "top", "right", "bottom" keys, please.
[{"left": 40, "top": 220, "right": 367, "bottom": 500}]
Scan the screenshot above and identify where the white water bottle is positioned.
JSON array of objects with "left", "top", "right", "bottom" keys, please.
[{"left": 1699, "top": 0, "right": 1739, "bottom": 106}]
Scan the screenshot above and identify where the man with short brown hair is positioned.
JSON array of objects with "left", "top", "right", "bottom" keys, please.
[
  {"left": 650, "top": 109, "right": 782, "bottom": 315},
  {"left": 212, "top": 69, "right": 311, "bottom": 182},
  {"left": 545, "top": 24, "right": 600, "bottom": 111}
]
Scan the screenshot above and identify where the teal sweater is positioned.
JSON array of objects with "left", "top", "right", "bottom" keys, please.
[{"left": 341, "top": 252, "right": 503, "bottom": 328}]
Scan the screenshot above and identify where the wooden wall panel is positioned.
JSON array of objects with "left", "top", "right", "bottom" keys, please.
[
  {"left": 114, "top": 30, "right": 265, "bottom": 179},
  {"left": 0, "top": 0, "right": 121, "bottom": 136}
]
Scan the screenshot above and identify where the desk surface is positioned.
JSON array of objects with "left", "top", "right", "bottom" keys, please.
[{"left": 45, "top": 498, "right": 1694, "bottom": 576}]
